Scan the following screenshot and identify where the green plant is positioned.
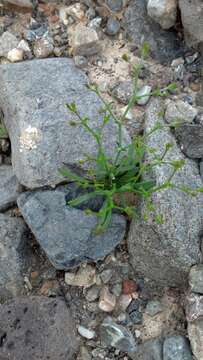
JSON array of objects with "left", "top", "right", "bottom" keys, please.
[{"left": 60, "top": 45, "right": 201, "bottom": 233}]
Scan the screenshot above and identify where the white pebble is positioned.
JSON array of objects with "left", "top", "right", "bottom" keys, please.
[
  {"left": 78, "top": 325, "right": 96, "bottom": 339},
  {"left": 7, "top": 48, "right": 24, "bottom": 62}
]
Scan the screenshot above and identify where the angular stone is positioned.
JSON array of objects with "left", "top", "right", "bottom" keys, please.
[
  {"left": 189, "top": 265, "right": 203, "bottom": 294},
  {"left": 106, "top": 0, "right": 123, "bottom": 12},
  {"left": 106, "top": 17, "right": 120, "bottom": 36},
  {"left": 111, "top": 81, "right": 134, "bottom": 105},
  {"left": 0, "top": 165, "right": 21, "bottom": 211},
  {"left": 128, "top": 99, "right": 203, "bottom": 287},
  {"left": 17, "top": 188, "right": 126, "bottom": 270},
  {"left": 186, "top": 293, "right": 203, "bottom": 322},
  {"left": 179, "top": 0, "right": 203, "bottom": 48},
  {"left": 100, "top": 318, "right": 137, "bottom": 354},
  {"left": 145, "top": 300, "right": 163, "bottom": 317},
  {"left": 71, "top": 24, "right": 102, "bottom": 56},
  {"left": 0, "top": 31, "right": 18, "bottom": 58},
  {"left": 165, "top": 100, "right": 198, "bottom": 124},
  {"left": 132, "top": 337, "right": 163, "bottom": 360},
  {"left": 0, "top": 296, "right": 79, "bottom": 360},
  {"left": 123, "top": 0, "right": 185, "bottom": 64},
  {"left": 0, "top": 58, "right": 130, "bottom": 188},
  {"left": 0, "top": 214, "right": 28, "bottom": 300},
  {"left": 147, "top": 0, "right": 178, "bottom": 30},
  {"left": 163, "top": 336, "right": 192, "bottom": 360},
  {"left": 188, "top": 320, "right": 203, "bottom": 360},
  {"left": 175, "top": 124, "right": 203, "bottom": 158}
]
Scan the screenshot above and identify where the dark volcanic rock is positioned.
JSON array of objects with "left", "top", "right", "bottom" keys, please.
[
  {"left": 17, "top": 188, "right": 126, "bottom": 270},
  {"left": 123, "top": 0, "right": 186, "bottom": 64},
  {"left": 0, "top": 296, "right": 79, "bottom": 360}
]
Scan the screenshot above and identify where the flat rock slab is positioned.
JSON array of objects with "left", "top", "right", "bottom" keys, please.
[
  {"left": 0, "top": 214, "right": 29, "bottom": 300},
  {"left": 128, "top": 99, "right": 203, "bottom": 287},
  {"left": 0, "top": 165, "right": 21, "bottom": 211},
  {"left": 17, "top": 189, "right": 126, "bottom": 269},
  {"left": 0, "top": 296, "right": 79, "bottom": 360},
  {"left": 0, "top": 58, "right": 130, "bottom": 189}
]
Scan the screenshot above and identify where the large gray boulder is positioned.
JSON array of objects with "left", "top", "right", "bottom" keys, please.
[
  {"left": 0, "top": 214, "right": 29, "bottom": 300},
  {"left": 17, "top": 188, "right": 126, "bottom": 269},
  {"left": 179, "top": 0, "right": 203, "bottom": 48},
  {"left": 128, "top": 99, "right": 203, "bottom": 287},
  {"left": 0, "top": 296, "right": 79, "bottom": 360},
  {"left": 0, "top": 58, "right": 130, "bottom": 189}
]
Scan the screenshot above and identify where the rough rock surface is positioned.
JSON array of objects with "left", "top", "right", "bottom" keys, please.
[
  {"left": 163, "top": 335, "right": 193, "bottom": 360},
  {"left": 128, "top": 99, "right": 203, "bottom": 287},
  {"left": 17, "top": 189, "right": 126, "bottom": 269},
  {"left": 123, "top": 0, "right": 185, "bottom": 64},
  {"left": 186, "top": 293, "right": 203, "bottom": 360},
  {"left": 0, "top": 165, "right": 21, "bottom": 211},
  {"left": 2, "top": 0, "right": 33, "bottom": 9},
  {"left": 0, "top": 58, "right": 130, "bottom": 188},
  {"left": 147, "top": 0, "right": 178, "bottom": 30},
  {"left": 0, "top": 296, "right": 79, "bottom": 360},
  {"left": 175, "top": 124, "right": 203, "bottom": 158},
  {"left": 132, "top": 337, "right": 163, "bottom": 360},
  {"left": 0, "top": 214, "right": 28, "bottom": 300},
  {"left": 179, "top": 0, "right": 203, "bottom": 48},
  {"left": 0, "top": 31, "right": 18, "bottom": 58}
]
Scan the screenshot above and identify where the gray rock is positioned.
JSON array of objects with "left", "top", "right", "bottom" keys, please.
[
  {"left": 189, "top": 265, "right": 203, "bottom": 294},
  {"left": 163, "top": 336, "right": 192, "bottom": 360},
  {"left": 17, "top": 189, "right": 126, "bottom": 270},
  {"left": 106, "top": 17, "right": 120, "bottom": 36},
  {"left": 71, "top": 24, "right": 102, "bottom": 56},
  {"left": 0, "top": 31, "right": 18, "bottom": 58},
  {"left": 145, "top": 300, "right": 163, "bottom": 317},
  {"left": 147, "top": 0, "right": 178, "bottom": 30},
  {"left": 175, "top": 124, "right": 203, "bottom": 158},
  {"left": 0, "top": 214, "right": 28, "bottom": 300},
  {"left": 165, "top": 100, "right": 198, "bottom": 124},
  {"left": 74, "top": 55, "right": 88, "bottom": 68},
  {"left": 186, "top": 293, "right": 203, "bottom": 322},
  {"left": 106, "top": 0, "right": 123, "bottom": 12},
  {"left": 111, "top": 81, "right": 134, "bottom": 105},
  {"left": 33, "top": 36, "right": 54, "bottom": 58},
  {"left": 100, "top": 318, "right": 137, "bottom": 354},
  {"left": 136, "top": 85, "right": 152, "bottom": 106},
  {"left": 0, "top": 58, "right": 130, "bottom": 188},
  {"left": 131, "top": 337, "right": 163, "bottom": 360},
  {"left": 123, "top": 0, "right": 185, "bottom": 64},
  {"left": 179, "top": 0, "right": 203, "bottom": 48},
  {"left": 0, "top": 296, "right": 79, "bottom": 360},
  {"left": 128, "top": 99, "right": 203, "bottom": 287},
  {"left": 188, "top": 320, "right": 203, "bottom": 360},
  {"left": 0, "top": 165, "right": 21, "bottom": 211}
]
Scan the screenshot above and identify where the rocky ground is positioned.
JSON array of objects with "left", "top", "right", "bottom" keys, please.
[{"left": 0, "top": 0, "right": 203, "bottom": 359}]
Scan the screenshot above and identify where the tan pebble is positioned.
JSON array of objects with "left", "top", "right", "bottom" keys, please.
[
  {"left": 7, "top": 48, "right": 24, "bottom": 62},
  {"left": 99, "top": 286, "right": 116, "bottom": 312}
]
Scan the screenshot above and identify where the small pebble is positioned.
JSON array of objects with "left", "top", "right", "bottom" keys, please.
[
  {"left": 74, "top": 55, "right": 88, "bottom": 68},
  {"left": 136, "top": 85, "right": 152, "bottom": 106},
  {"left": 89, "top": 17, "right": 102, "bottom": 29},
  {"left": 145, "top": 299, "right": 163, "bottom": 316},
  {"left": 33, "top": 37, "right": 54, "bottom": 58},
  {"left": 7, "top": 48, "right": 24, "bottom": 62},
  {"left": 122, "top": 279, "right": 138, "bottom": 295},
  {"left": 106, "top": 17, "right": 120, "bottom": 36},
  {"left": 85, "top": 285, "right": 100, "bottom": 302},
  {"left": 100, "top": 269, "right": 112, "bottom": 284},
  {"left": 78, "top": 325, "right": 96, "bottom": 339},
  {"left": 118, "top": 294, "right": 132, "bottom": 311},
  {"left": 99, "top": 286, "right": 116, "bottom": 312}
]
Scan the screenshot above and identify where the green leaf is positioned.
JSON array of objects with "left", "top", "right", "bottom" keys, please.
[
  {"left": 66, "top": 102, "right": 77, "bottom": 113},
  {"left": 141, "top": 42, "right": 151, "bottom": 59},
  {"left": 68, "top": 192, "right": 99, "bottom": 207},
  {"left": 59, "top": 166, "right": 88, "bottom": 185},
  {"left": 0, "top": 126, "right": 8, "bottom": 138}
]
